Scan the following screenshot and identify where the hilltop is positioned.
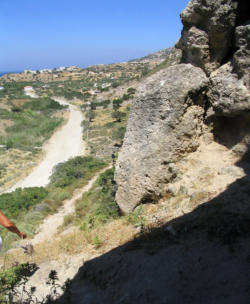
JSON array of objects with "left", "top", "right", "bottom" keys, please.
[{"left": 0, "top": 47, "right": 180, "bottom": 85}]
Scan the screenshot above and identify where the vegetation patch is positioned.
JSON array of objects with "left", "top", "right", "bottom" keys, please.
[
  {"left": 65, "top": 168, "right": 120, "bottom": 230},
  {"left": 0, "top": 156, "right": 106, "bottom": 252},
  {"left": 49, "top": 156, "right": 106, "bottom": 191},
  {"left": 83, "top": 106, "right": 129, "bottom": 160},
  {"left": 0, "top": 96, "right": 66, "bottom": 151}
]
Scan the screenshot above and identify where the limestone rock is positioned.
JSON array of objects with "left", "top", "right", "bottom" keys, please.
[
  {"left": 233, "top": 21, "right": 250, "bottom": 89},
  {"left": 177, "top": 0, "right": 238, "bottom": 74},
  {"left": 207, "top": 62, "right": 250, "bottom": 117},
  {"left": 115, "top": 64, "right": 208, "bottom": 213}
]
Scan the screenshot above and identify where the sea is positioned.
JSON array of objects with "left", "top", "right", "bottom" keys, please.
[{"left": 0, "top": 71, "right": 21, "bottom": 77}]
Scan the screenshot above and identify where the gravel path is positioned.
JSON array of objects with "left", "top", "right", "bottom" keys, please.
[{"left": 8, "top": 97, "right": 85, "bottom": 191}]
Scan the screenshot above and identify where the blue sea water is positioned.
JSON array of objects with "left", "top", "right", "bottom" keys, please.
[{"left": 0, "top": 71, "right": 21, "bottom": 77}]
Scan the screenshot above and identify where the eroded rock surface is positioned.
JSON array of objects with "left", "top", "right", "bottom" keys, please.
[
  {"left": 207, "top": 62, "right": 250, "bottom": 117},
  {"left": 115, "top": 64, "right": 208, "bottom": 213},
  {"left": 115, "top": 0, "right": 250, "bottom": 213},
  {"left": 177, "top": 0, "right": 238, "bottom": 74},
  {"left": 233, "top": 21, "right": 250, "bottom": 89}
]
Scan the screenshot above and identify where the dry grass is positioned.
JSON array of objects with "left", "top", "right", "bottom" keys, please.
[
  {"left": 1, "top": 218, "right": 137, "bottom": 268},
  {"left": 0, "top": 120, "right": 14, "bottom": 136},
  {"left": 91, "top": 106, "right": 127, "bottom": 127},
  {"left": 0, "top": 148, "right": 43, "bottom": 192},
  {"left": 12, "top": 98, "right": 30, "bottom": 107}
]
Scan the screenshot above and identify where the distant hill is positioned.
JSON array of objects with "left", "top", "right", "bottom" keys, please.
[
  {"left": 0, "top": 47, "right": 181, "bottom": 84},
  {"left": 129, "top": 47, "right": 177, "bottom": 63}
]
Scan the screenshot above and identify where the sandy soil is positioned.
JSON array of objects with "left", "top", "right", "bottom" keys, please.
[{"left": 7, "top": 97, "right": 85, "bottom": 191}]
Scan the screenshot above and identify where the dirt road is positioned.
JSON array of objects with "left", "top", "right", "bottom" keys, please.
[{"left": 8, "top": 98, "right": 85, "bottom": 191}]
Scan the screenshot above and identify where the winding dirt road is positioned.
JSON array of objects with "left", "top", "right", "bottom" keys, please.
[{"left": 8, "top": 97, "right": 85, "bottom": 191}]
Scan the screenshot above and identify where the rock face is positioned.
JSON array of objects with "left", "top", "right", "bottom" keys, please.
[
  {"left": 115, "top": 64, "right": 208, "bottom": 213},
  {"left": 177, "top": 0, "right": 238, "bottom": 75},
  {"left": 233, "top": 22, "right": 250, "bottom": 90},
  {"left": 115, "top": 0, "right": 250, "bottom": 213},
  {"left": 207, "top": 62, "right": 250, "bottom": 117}
]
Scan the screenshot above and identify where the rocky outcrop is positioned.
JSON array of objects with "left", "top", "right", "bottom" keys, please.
[
  {"left": 207, "top": 20, "right": 250, "bottom": 117},
  {"left": 115, "top": 64, "right": 208, "bottom": 213},
  {"left": 177, "top": 0, "right": 238, "bottom": 75},
  {"left": 207, "top": 62, "right": 250, "bottom": 117},
  {"left": 233, "top": 21, "right": 250, "bottom": 90},
  {"left": 115, "top": 0, "right": 250, "bottom": 213}
]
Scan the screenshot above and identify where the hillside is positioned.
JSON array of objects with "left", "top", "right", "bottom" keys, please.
[{"left": 0, "top": 0, "right": 249, "bottom": 303}]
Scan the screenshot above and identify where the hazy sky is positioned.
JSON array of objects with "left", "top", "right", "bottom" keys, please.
[{"left": 0, "top": 0, "right": 189, "bottom": 71}]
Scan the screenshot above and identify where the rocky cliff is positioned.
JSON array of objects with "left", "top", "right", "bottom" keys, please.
[{"left": 115, "top": 0, "right": 250, "bottom": 213}]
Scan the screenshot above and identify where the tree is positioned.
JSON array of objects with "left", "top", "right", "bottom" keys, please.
[
  {"left": 87, "top": 110, "right": 95, "bottom": 122},
  {"left": 127, "top": 87, "right": 136, "bottom": 95},
  {"left": 112, "top": 98, "right": 122, "bottom": 110},
  {"left": 111, "top": 110, "right": 126, "bottom": 122}
]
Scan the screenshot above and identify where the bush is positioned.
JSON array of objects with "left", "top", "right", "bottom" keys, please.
[
  {"left": 127, "top": 87, "right": 136, "bottom": 95},
  {"left": 112, "top": 98, "right": 122, "bottom": 110},
  {"left": 122, "top": 94, "right": 130, "bottom": 101},
  {"left": 112, "top": 126, "right": 126, "bottom": 141},
  {"left": 0, "top": 263, "right": 38, "bottom": 302},
  {"left": 6, "top": 138, "right": 14, "bottom": 150},
  {"left": 0, "top": 187, "right": 48, "bottom": 219},
  {"left": 111, "top": 110, "right": 126, "bottom": 122},
  {"left": 0, "top": 264, "right": 68, "bottom": 303},
  {"left": 49, "top": 156, "right": 106, "bottom": 189},
  {"left": 23, "top": 97, "right": 67, "bottom": 112},
  {"left": 76, "top": 168, "right": 120, "bottom": 229}
]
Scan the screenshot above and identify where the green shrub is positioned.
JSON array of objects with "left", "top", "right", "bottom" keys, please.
[
  {"left": 23, "top": 97, "right": 67, "bottom": 112},
  {"left": 111, "top": 110, "right": 126, "bottom": 122},
  {"left": 127, "top": 206, "right": 145, "bottom": 227},
  {"left": 6, "top": 138, "right": 14, "bottom": 150},
  {"left": 75, "top": 168, "right": 120, "bottom": 229},
  {"left": 112, "top": 126, "right": 126, "bottom": 141},
  {"left": 122, "top": 94, "right": 130, "bottom": 101},
  {"left": 127, "top": 87, "right": 136, "bottom": 95},
  {"left": 112, "top": 98, "right": 122, "bottom": 110},
  {"left": 93, "top": 235, "right": 102, "bottom": 249},
  {"left": 49, "top": 156, "right": 106, "bottom": 189},
  {"left": 0, "top": 187, "right": 48, "bottom": 219},
  {"left": 0, "top": 263, "right": 38, "bottom": 301}
]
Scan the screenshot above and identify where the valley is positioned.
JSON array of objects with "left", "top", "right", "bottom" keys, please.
[{"left": 0, "top": 0, "right": 249, "bottom": 303}]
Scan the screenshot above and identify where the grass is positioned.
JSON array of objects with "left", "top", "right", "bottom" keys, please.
[
  {"left": 126, "top": 206, "right": 145, "bottom": 228},
  {"left": 0, "top": 94, "right": 67, "bottom": 154},
  {"left": 59, "top": 167, "right": 120, "bottom": 232},
  {"left": 48, "top": 156, "right": 106, "bottom": 192},
  {"left": 0, "top": 156, "right": 107, "bottom": 253}
]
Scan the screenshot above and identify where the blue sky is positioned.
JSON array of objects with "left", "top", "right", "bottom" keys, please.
[{"left": 0, "top": 0, "right": 189, "bottom": 71}]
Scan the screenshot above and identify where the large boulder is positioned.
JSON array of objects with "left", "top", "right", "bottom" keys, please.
[
  {"left": 207, "top": 62, "right": 250, "bottom": 117},
  {"left": 207, "top": 20, "right": 250, "bottom": 117},
  {"left": 115, "top": 64, "right": 208, "bottom": 213}
]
